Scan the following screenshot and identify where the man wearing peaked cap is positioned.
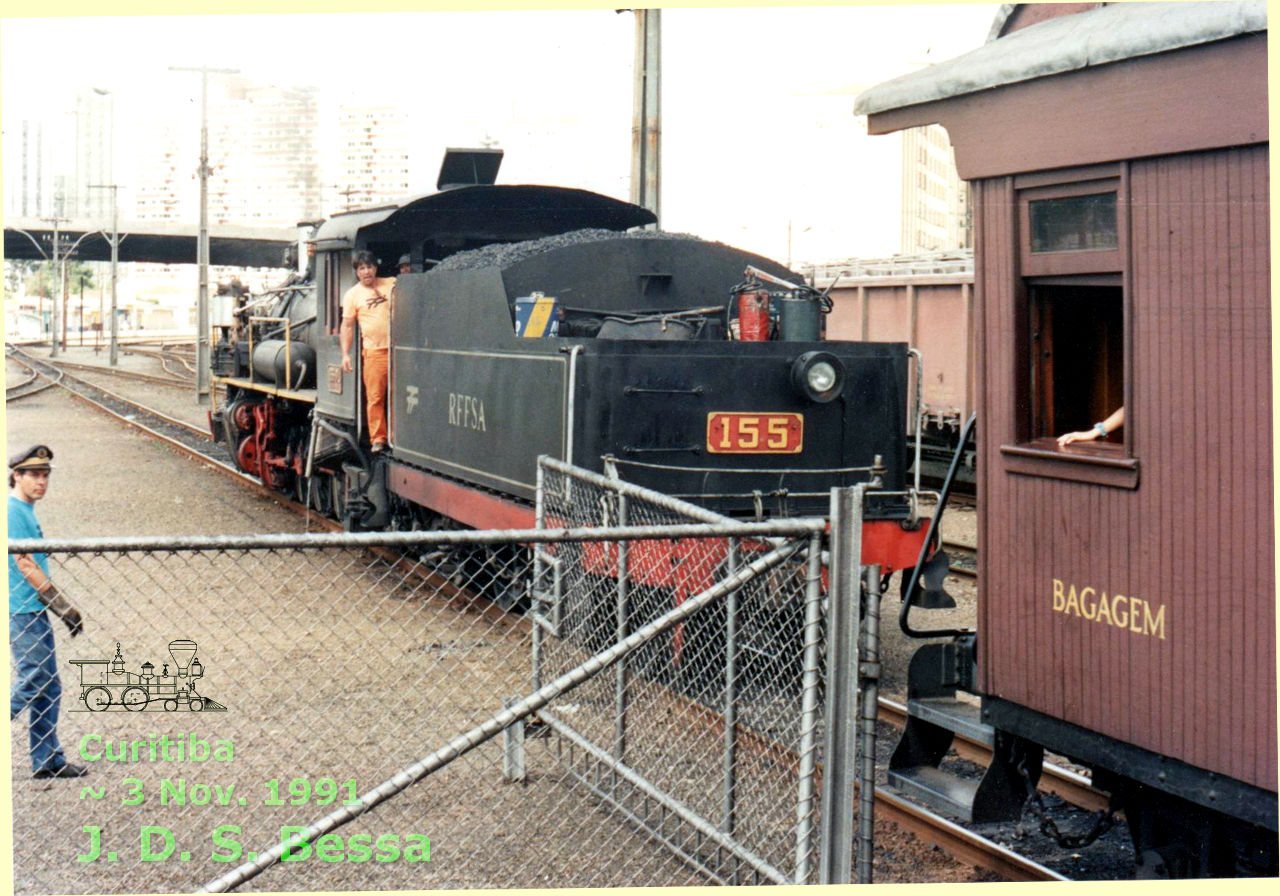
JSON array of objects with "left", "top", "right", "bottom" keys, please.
[
  {"left": 8, "top": 444, "right": 88, "bottom": 779},
  {"left": 7, "top": 444, "right": 52, "bottom": 483}
]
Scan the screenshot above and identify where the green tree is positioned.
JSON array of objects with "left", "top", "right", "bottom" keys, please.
[
  {"left": 22, "top": 259, "right": 96, "bottom": 298},
  {"left": 4, "top": 259, "right": 39, "bottom": 299}
]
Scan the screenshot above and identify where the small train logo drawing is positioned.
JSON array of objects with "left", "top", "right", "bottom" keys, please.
[{"left": 69, "top": 640, "right": 227, "bottom": 712}]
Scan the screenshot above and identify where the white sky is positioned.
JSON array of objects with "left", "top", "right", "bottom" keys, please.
[{"left": 1, "top": 3, "right": 1000, "bottom": 263}]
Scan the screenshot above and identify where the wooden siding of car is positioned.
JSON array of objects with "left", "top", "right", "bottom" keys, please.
[{"left": 976, "top": 145, "right": 1275, "bottom": 790}]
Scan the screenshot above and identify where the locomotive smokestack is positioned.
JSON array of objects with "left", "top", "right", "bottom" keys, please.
[{"left": 169, "top": 639, "right": 198, "bottom": 678}]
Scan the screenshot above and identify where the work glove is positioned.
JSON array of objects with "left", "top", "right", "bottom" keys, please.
[{"left": 38, "top": 585, "right": 85, "bottom": 638}]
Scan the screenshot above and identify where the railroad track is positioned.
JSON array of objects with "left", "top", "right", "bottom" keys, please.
[
  {"left": 120, "top": 344, "right": 197, "bottom": 380},
  {"left": 5, "top": 349, "right": 56, "bottom": 401},
  {"left": 41, "top": 356, "right": 189, "bottom": 388},
  {"left": 942, "top": 538, "right": 977, "bottom": 578},
  {"left": 10, "top": 345, "right": 1105, "bottom": 882},
  {"left": 9, "top": 347, "right": 207, "bottom": 441}
]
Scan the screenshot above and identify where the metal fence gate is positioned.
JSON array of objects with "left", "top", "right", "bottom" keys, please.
[
  {"left": 530, "top": 458, "right": 831, "bottom": 884},
  {"left": 8, "top": 460, "right": 870, "bottom": 893}
]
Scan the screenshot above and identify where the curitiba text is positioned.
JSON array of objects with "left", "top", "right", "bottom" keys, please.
[
  {"left": 1052, "top": 578, "right": 1167, "bottom": 640},
  {"left": 79, "top": 733, "right": 233, "bottom": 763}
]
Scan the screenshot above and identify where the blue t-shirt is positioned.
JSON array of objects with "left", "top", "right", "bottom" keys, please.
[{"left": 8, "top": 495, "right": 49, "bottom": 614}]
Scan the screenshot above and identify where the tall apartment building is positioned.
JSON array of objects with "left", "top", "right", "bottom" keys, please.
[
  {"left": 329, "top": 103, "right": 413, "bottom": 213},
  {"left": 71, "top": 88, "right": 115, "bottom": 220},
  {"left": 133, "top": 76, "right": 322, "bottom": 227},
  {"left": 900, "top": 124, "right": 970, "bottom": 253},
  {"left": 132, "top": 103, "right": 189, "bottom": 222},
  {"left": 125, "top": 75, "right": 323, "bottom": 321},
  {"left": 208, "top": 81, "right": 322, "bottom": 226},
  {"left": 3, "top": 91, "right": 113, "bottom": 221},
  {"left": 3, "top": 119, "right": 49, "bottom": 218}
]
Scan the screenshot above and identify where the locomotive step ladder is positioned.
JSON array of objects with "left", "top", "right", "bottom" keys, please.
[{"left": 886, "top": 640, "right": 1042, "bottom": 823}]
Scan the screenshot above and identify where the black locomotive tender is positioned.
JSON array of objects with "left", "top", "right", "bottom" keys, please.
[{"left": 211, "top": 150, "right": 921, "bottom": 573}]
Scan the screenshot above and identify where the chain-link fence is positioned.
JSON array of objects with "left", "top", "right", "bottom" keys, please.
[
  {"left": 532, "top": 458, "right": 830, "bottom": 884},
  {"left": 9, "top": 461, "right": 867, "bottom": 894}
]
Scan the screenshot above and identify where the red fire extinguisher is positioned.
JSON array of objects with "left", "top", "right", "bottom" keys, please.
[{"left": 736, "top": 289, "right": 771, "bottom": 341}]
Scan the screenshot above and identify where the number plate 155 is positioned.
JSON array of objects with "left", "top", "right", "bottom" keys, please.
[{"left": 707, "top": 412, "right": 803, "bottom": 454}]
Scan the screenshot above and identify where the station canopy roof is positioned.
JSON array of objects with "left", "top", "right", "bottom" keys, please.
[{"left": 4, "top": 218, "right": 296, "bottom": 269}]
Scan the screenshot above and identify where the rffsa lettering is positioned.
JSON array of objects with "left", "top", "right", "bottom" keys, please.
[{"left": 447, "top": 393, "right": 487, "bottom": 431}]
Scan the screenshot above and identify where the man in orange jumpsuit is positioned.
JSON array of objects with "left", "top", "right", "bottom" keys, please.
[{"left": 339, "top": 251, "right": 396, "bottom": 452}]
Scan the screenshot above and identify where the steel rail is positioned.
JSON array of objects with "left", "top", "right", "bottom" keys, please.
[
  {"left": 941, "top": 539, "right": 978, "bottom": 579},
  {"left": 874, "top": 787, "right": 1068, "bottom": 881},
  {"left": 14, "top": 353, "right": 208, "bottom": 439},
  {"left": 5, "top": 346, "right": 294, "bottom": 508},
  {"left": 4, "top": 351, "right": 51, "bottom": 400},
  {"left": 36, "top": 356, "right": 190, "bottom": 387}
]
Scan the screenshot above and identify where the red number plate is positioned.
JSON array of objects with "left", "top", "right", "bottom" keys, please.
[{"left": 707, "top": 413, "right": 803, "bottom": 454}]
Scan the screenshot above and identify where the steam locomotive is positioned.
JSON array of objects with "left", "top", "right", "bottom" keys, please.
[
  {"left": 70, "top": 640, "right": 223, "bottom": 712},
  {"left": 209, "top": 149, "right": 927, "bottom": 585}
]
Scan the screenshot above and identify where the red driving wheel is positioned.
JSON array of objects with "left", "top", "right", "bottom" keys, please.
[{"left": 237, "top": 435, "right": 260, "bottom": 474}]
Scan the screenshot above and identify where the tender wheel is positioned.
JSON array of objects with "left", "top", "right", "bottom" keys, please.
[
  {"left": 331, "top": 473, "right": 348, "bottom": 521},
  {"left": 84, "top": 686, "right": 112, "bottom": 712},
  {"left": 291, "top": 470, "right": 308, "bottom": 504},
  {"left": 121, "top": 686, "right": 149, "bottom": 712},
  {"left": 463, "top": 544, "right": 531, "bottom": 612},
  {"left": 309, "top": 472, "right": 333, "bottom": 516}
]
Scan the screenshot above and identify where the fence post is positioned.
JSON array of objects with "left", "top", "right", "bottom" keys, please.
[
  {"left": 819, "top": 484, "right": 864, "bottom": 884},
  {"left": 503, "top": 695, "right": 526, "bottom": 782},
  {"left": 533, "top": 459, "right": 546, "bottom": 689},
  {"left": 858, "top": 563, "right": 882, "bottom": 883},
  {"left": 795, "top": 530, "right": 825, "bottom": 882},
  {"left": 613, "top": 492, "right": 630, "bottom": 765},
  {"left": 722, "top": 538, "right": 740, "bottom": 842}
]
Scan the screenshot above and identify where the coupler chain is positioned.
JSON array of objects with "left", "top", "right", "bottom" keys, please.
[{"left": 1016, "top": 756, "right": 1118, "bottom": 849}]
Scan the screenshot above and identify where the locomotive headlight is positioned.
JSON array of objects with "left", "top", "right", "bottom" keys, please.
[
  {"left": 791, "top": 351, "right": 845, "bottom": 403},
  {"left": 807, "top": 361, "right": 838, "bottom": 393}
]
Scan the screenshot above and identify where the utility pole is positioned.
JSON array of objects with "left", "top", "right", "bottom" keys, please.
[
  {"left": 90, "top": 86, "right": 121, "bottom": 366},
  {"left": 89, "top": 183, "right": 122, "bottom": 365},
  {"left": 630, "top": 9, "right": 661, "bottom": 224},
  {"left": 61, "top": 258, "right": 69, "bottom": 350},
  {"left": 171, "top": 65, "right": 239, "bottom": 406},
  {"left": 42, "top": 214, "right": 67, "bottom": 358}
]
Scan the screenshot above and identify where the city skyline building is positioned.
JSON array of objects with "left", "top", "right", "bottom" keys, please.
[
  {"left": 7, "top": 74, "right": 973, "bottom": 330},
  {"left": 71, "top": 88, "right": 115, "bottom": 220},
  {"left": 900, "top": 124, "right": 970, "bottom": 254},
  {"left": 131, "top": 75, "right": 323, "bottom": 228},
  {"left": 4, "top": 119, "right": 49, "bottom": 219},
  {"left": 328, "top": 102, "right": 414, "bottom": 213}
]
